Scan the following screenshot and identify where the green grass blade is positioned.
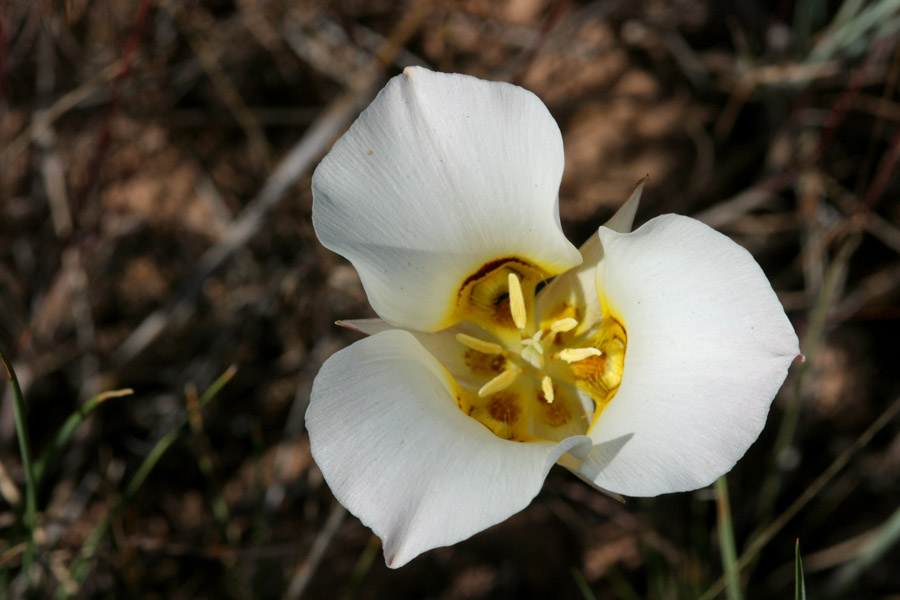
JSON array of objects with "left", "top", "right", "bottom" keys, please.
[
  {"left": 0, "top": 345, "right": 37, "bottom": 587},
  {"left": 33, "top": 388, "right": 134, "bottom": 488},
  {"left": 795, "top": 539, "right": 807, "bottom": 600},
  {"left": 196, "top": 365, "right": 238, "bottom": 405},
  {"left": 757, "top": 233, "right": 860, "bottom": 526},
  {"left": 833, "top": 0, "right": 866, "bottom": 27},
  {"left": 185, "top": 383, "right": 231, "bottom": 541},
  {"left": 811, "top": 0, "right": 900, "bottom": 61},
  {"left": 793, "top": 0, "right": 829, "bottom": 55},
  {"left": 698, "top": 395, "right": 900, "bottom": 600},
  {"left": 61, "top": 365, "right": 237, "bottom": 597},
  {"left": 340, "top": 535, "right": 380, "bottom": 600},
  {"left": 832, "top": 503, "right": 900, "bottom": 592},
  {"left": 606, "top": 566, "right": 643, "bottom": 600},
  {"left": 715, "top": 475, "right": 743, "bottom": 600},
  {"left": 571, "top": 568, "right": 598, "bottom": 600}
]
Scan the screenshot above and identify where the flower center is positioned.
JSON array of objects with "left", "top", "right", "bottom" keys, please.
[{"left": 453, "top": 261, "right": 627, "bottom": 443}]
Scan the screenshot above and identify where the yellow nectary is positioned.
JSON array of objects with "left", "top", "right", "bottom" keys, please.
[{"left": 452, "top": 259, "right": 626, "bottom": 443}]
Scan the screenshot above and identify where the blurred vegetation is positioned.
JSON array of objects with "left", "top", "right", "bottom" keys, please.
[{"left": 1, "top": 0, "right": 900, "bottom": 598}]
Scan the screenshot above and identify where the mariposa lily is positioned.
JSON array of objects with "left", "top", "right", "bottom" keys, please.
[{"left": 307, "top": 67, "right": 800, "bottom": 568}]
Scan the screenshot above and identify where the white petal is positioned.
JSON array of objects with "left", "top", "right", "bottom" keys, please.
[
  {"left": 307, "top": 329, "right": 591, "bottom": 567},
  {"left": 336, "top": 318, "right": 389, "bottom": 336},
  {"left": 312, "top": 67, "right": 581, "bottom": 332},
  {"left": 602, "top": 177, "right": 646, "bottom": 234},
  {"left": 578, "top": 215, "right": 799, "bottom": 496},
  {"left": 534, "top": 178, "right": 646, "bottom": 332}
]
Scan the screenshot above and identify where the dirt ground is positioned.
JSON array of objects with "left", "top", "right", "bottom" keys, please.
[{"left": 1, "top": 0, "right": 900, "bottom": 598}]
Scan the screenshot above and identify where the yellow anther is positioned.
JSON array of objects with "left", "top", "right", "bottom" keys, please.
[
  {"left": 455, "top": 332, "right": 503, "bottom": 355},
  {"left": 558, "top": 347, "right": 603, "bottom": 364},
  {"left": 541, "top": 376, "right": 555, "bottom": 404},
  {"left": 550, "top": 318, "right": 578, "bottom": 333},
  {"left": 507, "top": 272, "right": 527, "bottom": 330},
  {"left": 478, "top": 368, "right": 518, "bottom": 398}
]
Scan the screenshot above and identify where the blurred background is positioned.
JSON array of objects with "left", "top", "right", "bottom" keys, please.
[{"left": 2, "top": 0, "right": 900, "bottom": 598}]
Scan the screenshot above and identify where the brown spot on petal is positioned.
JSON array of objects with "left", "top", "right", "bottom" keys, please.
[
  {"left": 570, "top": 355, "right": 609, "bottom": 388},
  {"left": 464, "top": 349, "right": 506, "bottom": 375},
  {"left": 488, "top": 393, "right": 521, "bottom": 424},
  {"left": 536, "top": 394, "right": 572, "bottom": 428},
  {"left": 458, "top": 257, "right": 530, "bottom": 298},
  {"left": 455, "top": 258, "right": 546, "bottom": 332}
]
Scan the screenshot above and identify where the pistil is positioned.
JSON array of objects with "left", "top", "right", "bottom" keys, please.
[
  {"left": 520, "top": 331, "right": 545, "bottom": 369},
  {"left": 453, "top": 261, "right": 626, "bottom": 443}
]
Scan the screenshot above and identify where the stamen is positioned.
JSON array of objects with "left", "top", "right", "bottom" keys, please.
[
  {"left": 550, "top": 318, "right": 578, "bottom": 333},
  {"left": 558, "top": 347, "right": 603, "bottom": 364},
  {"left": 507, "top": 272, "right": 527, "bottom": 330},
  {"left": 455, "top": 332, "right": 503, "bottom": 355},
  {"left": 541, "top": 376, "right": 555, "bottom": 404},
  {"left": 478, "top": 368, "right": 518, "bottom": 398}
]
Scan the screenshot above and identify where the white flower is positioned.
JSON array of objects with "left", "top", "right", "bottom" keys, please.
[{"left": 308, "top": 67, "right": 800, "bottom": 567}]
